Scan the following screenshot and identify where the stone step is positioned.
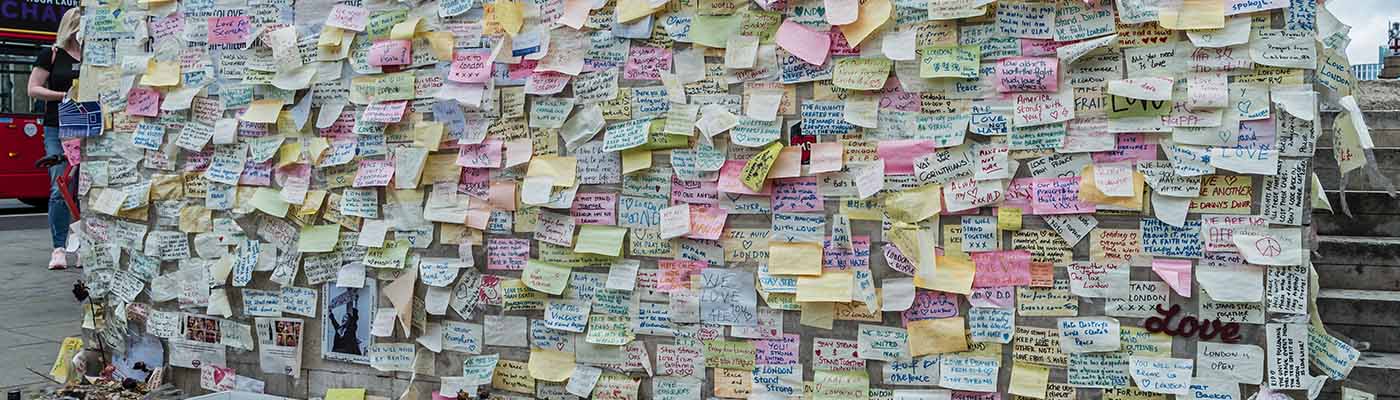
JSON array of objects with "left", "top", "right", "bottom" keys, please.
[
  {"left": 1313, "top": 191, "right": 1400, "bottom": 237},
  {"left": 1315, "top": 236, "right": 1400, "bottom": 267},
  {"left": 1327, "top": 324, "right": 1400, "bottom": 353},
  {"left": 1318, "top": 128, "right": 1400, "bottom": 149},
  {"left": 1317, "top": 294, "right": 1400, "bottom": 328},
  {"left": 1318, "top": 288, "right": 1400, "bottom": 302},
  {"left": 1321, "top": 359, "right": 1400, "bottom": 399},
  {"left": 1315, "top": 264, "right": 1400, "bottom": 291},
  {"left": 1313, "top": 148, "right": 1400, "bottom": 192}
]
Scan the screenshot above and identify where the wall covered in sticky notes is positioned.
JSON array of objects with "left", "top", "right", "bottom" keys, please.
[{"left": 66, "top": 0, "right": 1368, "bottom": 398}]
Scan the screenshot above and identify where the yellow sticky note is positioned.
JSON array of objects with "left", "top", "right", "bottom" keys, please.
[
  {"left": 242, "top": 99, "right": 284, "bottom": 124},
  {"left": 1010, "top": 362, "right": 1050, "bottom": 399},
  {"left": 767, "top": 242, "right": 824, "bottom": 276},
  {"left": 574, "top": 225, "right": 627, "bottom": 257},
  {"left": 414, "top": 122, "right": 445, "bottom": 150},
  {"left": 998, "top": 207, "right": 1023, "bottom": 231},
  {"left": 318, "top": 25, "right": 345, "bottom": 47},
  {"left": 297, "top": 224, "right": 341, "bottom": 253},
  {"left": 250, "top": 187, "right": 290, "bottom": 217},
  {"left": 908, "top": 317, "right": 968, "bottom": 356},
  {"left": 494, "top": 1, "right": 525, "bottom": 36},
  {"left": 622, "top": 148, "right": 652, "bottom": 175},
  {"left": 325, "top": 388, "right": 366, "bottom": 400},
  {"left": 715, "top": 368, "right": 754, "bottom": 398},
  {"left": 884, "top": 184, "right": 941, "bottom": 223},
  {"left": 141, "top": 59, "right": 181, "bottom": 87},
  {"left": 49, "top": 337, "right": 83, "bottom": 382},
  {"left": 299, "top": 190, "right": 327, "bottom": 216},
  {"left": 423, "top": 31, "right": 455, "bottom": 60},
  {"left": 389, "top": 16, "right": 423, "bottom": 40},
  {"left": 1078, "top": 165, "right": 1146, "bottom": 210},
  {"left": 800, "top": 301, "right": 835, "bottom": 329},
  {"left": 528, "top": 349, "right": 576, "bottom": 382},
  {"left": 492, "top": 359, "right": 536, "bottom": 393},
  {"left": 838, "top": 0, "right": 891, "bottom": 47},
  {"left": 523, "top": 260, "right": 572, "bottom": 295},
  {"left": 920, "top": 255, "right": 973, "bottom": 295},
  {"left": 796, "top": 271, "right": 854, "bottom": 302},
  {"left": 1158, "top": 0, "right": 1226, "bottom": 30},
  {"left": 526, "top": 155, "right": 578, "bottom": 187},
  {"left": 741, "top": 142, "right": 784, "bottom": 191},
  {"left": 616, "top": 0, "right": 665, "bottom": 23},
  {"left": 277, "top": 142, "right": 304, "bottom": 167}
]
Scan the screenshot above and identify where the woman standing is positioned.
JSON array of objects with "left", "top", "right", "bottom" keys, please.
[{"left": 26, "top": 7, "right": 83, "bottom": 270}]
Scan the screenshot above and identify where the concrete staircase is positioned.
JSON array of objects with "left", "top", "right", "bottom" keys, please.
[{"left": 1314, "top": 94, "right": 1400, "bottom": 399}]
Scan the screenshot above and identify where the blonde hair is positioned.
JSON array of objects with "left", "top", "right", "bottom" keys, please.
[{"left": 54, "top": 8, "right": 81, "bottom": 49}]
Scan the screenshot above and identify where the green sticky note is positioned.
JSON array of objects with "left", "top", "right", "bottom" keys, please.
[
  {"left": 690, "top": 15, "right": 743, "bottom": 48},
  {"left": 574, "top": 225, "right": 628, "bottom": 257},
  {"left": 297, "top": 224, "right": 340, "bottom": 253}
]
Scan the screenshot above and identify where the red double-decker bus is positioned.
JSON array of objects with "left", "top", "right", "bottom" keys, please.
[{"left": 0, "top": 0, "right": 76, "bottom": 208}]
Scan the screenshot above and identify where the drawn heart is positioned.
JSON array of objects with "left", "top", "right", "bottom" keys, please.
[{"left": 1237, "top": 99, "right": 1253, "bottom": 115}]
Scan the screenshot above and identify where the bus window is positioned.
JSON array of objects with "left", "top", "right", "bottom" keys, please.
[{"left": 0, "top": 44, "right": 46, "bottom": 115}]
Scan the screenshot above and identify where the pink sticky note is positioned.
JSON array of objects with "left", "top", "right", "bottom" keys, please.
[
  {"left": 508, "top": 60, "right": 539, "bottom": 81},
  {"left": 902, "top": 290, "right": 960, "bottom": 325},
  {"left": 995, "top": 57, "right": 1059, "bottom": 93},
  {"left": 771, "top": 177, "right": 824, "bottom": 213},
  {"left": 524, "top": 71, "right": 570, "bottom": 95},
  {"left": 61, "top": 139, "right": 82, "bottom": 165},
  {"left": 718, "top": 160, "right": 772, "bottom": 195},
  {"left": 824, "top": 0, "right": 858, "bottom": 25},
  {"left": 808, "top": 142, "right": 844, "bottom": 173},
  {"left": 1152, "top": 258, "right": 1193, "bottom": 297},
  {"left": 353, "top": 159, "right": 395, "bottom": 187},
  {"left": 558, "top": 0, "right": 591, "bottom": 29},
  {"left": 456, "top": 139, "right": 504, "bottom": 168},
  {"left": 207, "top": 15, "right": 252, "bottom": 45},
  {"left": 1031, "top": 176, "right": 1096, "bottom": 215},
  {"left": 326, "top": 5, "right": 369, "bottom": 31},
  {"left": 767, "top": 147, "right": 804, "bottom": 178},
  {"left": 623, "top": 46, "right": 672, "bottom": 81},
  {"left": 823, "top": 235, "right": 869, "bottom": 270},
  {"left": 968, "top": 286, "right": 1016, "bottom": 309},
  {"left": 448, "top": 49, "right": 494, "bottom": 83},
  {"left": 571, "top": 192, "right": 618, "bottom": 225},
  {"left": 503, "top": 139, "right": 532, "bottom": 167},
  {"left": 1003, "top": 178, "right": 1036, "bottom": 209},
  {"left": 127, "top": 87, "right": 162, "bottom": 117},
  {"left": 686, "top": 205, "right": 728, "bottom": 240},
  {"left": 970, "top": 250, "right": 1032, "bottom": 288},
  {"left": 1092, "top": 133, "right": 1158, "bottom": 163},
  {"left": 879, "top": 88, "right": 921, "bottom": 112},
  {"left": 488, "top": 181, "right": 517, "bottom": 210},
  {"left": 671, "top": 175, "right": 720, "bottom": 207},
  {"left": 775, "top": 20, "right": 830, "bottom": 66},
  {"left": 1019, "top": 38, "right": 1068, "bottom": 57},
  {"left": 361, "top": 100, "right": 408, "bottom": 123},
  {"left": 883, "top": 244, "right": 915, "bottom": 276},
  {"left": 876, "top": 139, "right": 936, "bottom": 175},
  {"left": 659, "top": 259, "right": 707, "bottom": 291},
  {"left": 459, "top": 168, "right": 489, "bottom": 197},
  {"left": 827, "top": 29, "right": 860, "bottom": 56},
  {"left": 368, "top": 39, "right": 412, "bottom": 66},
  {"left": 487, "top": 238, "right": 530, "bottom": 270}
]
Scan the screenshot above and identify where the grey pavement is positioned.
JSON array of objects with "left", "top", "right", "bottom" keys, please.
[{"left": 0, "top": 201, "right": 86, "bottom": 397}]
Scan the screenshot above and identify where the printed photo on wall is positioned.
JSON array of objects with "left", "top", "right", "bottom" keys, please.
[{"left": 322, "top": 279, "right": 376, "bottom": 364}]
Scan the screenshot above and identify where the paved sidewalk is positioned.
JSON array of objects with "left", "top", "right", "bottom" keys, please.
[{"left": 0, "top": 212, "right": 85, "bottom": 396}]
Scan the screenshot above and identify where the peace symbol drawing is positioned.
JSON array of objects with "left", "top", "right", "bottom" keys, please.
[{"left": 1255, "top": 237, "right": 1282, "bottom": 257}]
